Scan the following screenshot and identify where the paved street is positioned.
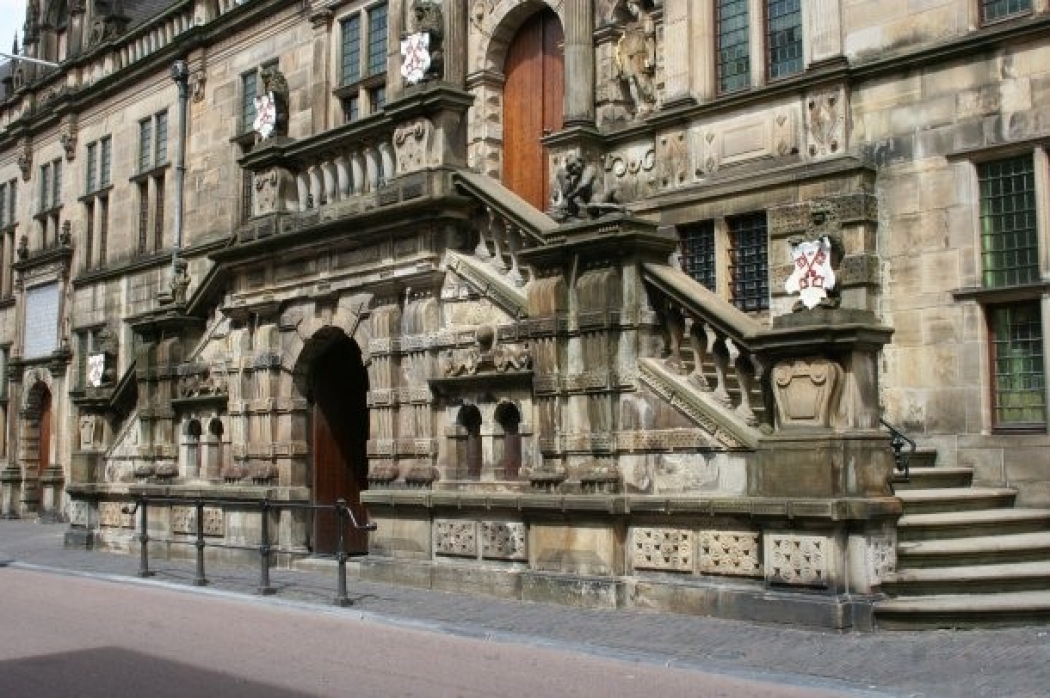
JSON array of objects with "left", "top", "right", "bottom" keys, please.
[{"left": 2, "top": 519, "right": 1049, "bottom": 697}]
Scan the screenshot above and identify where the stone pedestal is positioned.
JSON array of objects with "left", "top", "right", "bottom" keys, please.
[
  {"left": 0, "top": 466, "right": 21, "bottom": 518},
  {"left": 38, "top": 464, "right": 65, "bottom": 522},
  {"left": 749, "top": 432, "right": 894, "bottom": 498}
]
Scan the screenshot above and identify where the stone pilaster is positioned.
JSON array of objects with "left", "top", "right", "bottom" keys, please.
[
  {"left": 805, "top": 0, "right": 844, "bottom": 64},
  {"left": 444, "top": 0, "right": 468, "bottom": 86},
  {"left": 661, "top": 0, "right": 696, "bottom": 106},
  {"left": 564, "top": 0, "right": 595, "bottom": 126}
]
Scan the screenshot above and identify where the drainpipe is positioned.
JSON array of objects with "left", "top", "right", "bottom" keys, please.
[{"left": 170, "top": 60, "right": 189, "bottom": 276}]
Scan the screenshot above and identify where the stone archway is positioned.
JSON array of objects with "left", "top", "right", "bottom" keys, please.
[
  {"left": 294, "top": 326, "right": 370, "bottom": 555},
  {"left": 17, "top": 380, "right": 55, "bottom": 519}
]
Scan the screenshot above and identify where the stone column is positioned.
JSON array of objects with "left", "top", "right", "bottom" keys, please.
[
  {"left": 444, "top": 0, "right": 468, "bottom": 86},
  {"left": 563, "top": 1, "right": 595, "bottom": 126},
  {"left": 805, "top": 0, "right": 844, "bottom": 64}
]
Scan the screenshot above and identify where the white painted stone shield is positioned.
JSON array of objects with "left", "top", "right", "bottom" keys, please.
[
  {"left": 253, "top": 92, "right": 277, "bottom": 139},
  {"left": 400, "top": 32, "right": 431, "bottom": 85},
  {"left": 785, "top": 236, "right": 836, "bottom": 310}
]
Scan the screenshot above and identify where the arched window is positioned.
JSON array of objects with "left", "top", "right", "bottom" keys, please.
[
  {"left": 185, "top": 419, "right": 202, "bottom": 478},
  {"left": 494, "top": 402, "right": 522, "bottom": 479},
  {"left": 456, "top": 405, "right": 483, "bottom": 480}
]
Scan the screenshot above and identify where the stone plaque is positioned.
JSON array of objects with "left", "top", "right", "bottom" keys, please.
[{"left": 24, "top": 282, "right": 59, "bottom": 359}]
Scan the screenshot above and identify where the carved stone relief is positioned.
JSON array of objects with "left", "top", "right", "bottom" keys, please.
[
  {"left": 481, "top": 521, "right": 527, "bottom": 560},
  {"left": 698, "top": 530, "right": 762, "bottom": 577},
  {"left": 632, "top": 527, "right": 693, "bottom": 572},
  {"left": 173, "top": 506, "right": 225, "bottom": 536},
  {"left": 602, "top": 144, "right": 656, "bottom": 203},
  {"left": 805, "top": 88, "right": 846, "bottom": 159},
  {"left": 99, "top": 501, "right": 134, "bottom": 528},
  {"left": 767, "top": 533, "right": 828, "bottom": 587},
  {"left": 771, "top": 357, "right": 844, "bottom": 429},
  {"left": 868, "top": 533, "right": 897, "bottom": 583},
  {"left": 434, "top": 519, "right": 477, "bottom": 556},
  {"left": 68, "top": 500, "right": 90, "bottom": 526},
  {"left": 394, "top": 118, "right": 433, "bottom": 175},
  {"left": 655, "top": 129, "right": 688, "bottom": 189}
]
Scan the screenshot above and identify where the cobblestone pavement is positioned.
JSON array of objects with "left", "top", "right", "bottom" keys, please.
[{"left": 2, "top": 520, "right": 1049, "bottom": 698}]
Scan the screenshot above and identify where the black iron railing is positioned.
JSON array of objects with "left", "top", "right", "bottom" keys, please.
[
  {"left": 121, "top": 496, "right": 376, "bottom": 607},
  {"left": 880, "top": 418, "right": 915, "bottom": 483}
]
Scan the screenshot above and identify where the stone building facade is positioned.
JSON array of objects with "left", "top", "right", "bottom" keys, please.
[{"left": 0, "top": 0, "right": 1048, "bottom": 629}]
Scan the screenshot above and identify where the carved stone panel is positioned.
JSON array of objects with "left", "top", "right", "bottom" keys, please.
[
  {"left": 868, "top": 533, "right": 897, "bottom": 583},
  {"left": 481, "top": 521, "right": 527, "bottom": 560},
  {"left": 100, "top": 501, "right": 134, "bottom": 528},
  {"left": 767, "top": 533, "right": 828, "bottom": 587},
  {"left": 172, "top": 506, "right": 225, "bottom": 537},
  {"left": 68, "top": 500, "right": 90, "bottom": 526},
  {"left": 632, "top": 527, "right": 693, "bottom": 572},
  {"left": 434, "top": 519, "right": 477, "bottom": 557},
  {"left": 771, "top": 357, "right": 844, "bottom": 429},
  {"left": 698, "top": 530, "right": 762, "bottom": 577}
]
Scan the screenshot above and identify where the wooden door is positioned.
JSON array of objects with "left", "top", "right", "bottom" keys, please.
[
  {"left": 38, "top": 389, "right": 51, "bottom": 508},
  {"left": 502, "top": 8, "right": 564, "bottom": 211},
  {"left": 310, "top": 336, "right": 369, "bottom": 555}
]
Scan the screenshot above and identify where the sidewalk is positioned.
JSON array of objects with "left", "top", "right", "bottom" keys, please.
[{"left": 2, "top": 519, "right": 1048, "bottom": 698}]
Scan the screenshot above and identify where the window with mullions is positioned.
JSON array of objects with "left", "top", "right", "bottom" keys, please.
[
  {"left": 0, "top": 179, "right": 15, "bottom": 227},
  {"left": 39, "top": 159, "right": 61, "bottom": 212},
  {"left": 717, "top": 0, "right": 750, "bottom": 93},
  {"left": 990, "top": 302, "right": 1046, "bottom": 427},
  {"left": 367, "top": 4, "right": 388, "bottom": 77},
  {"left": 978, "top": 156, "right": 1038, "bottom": 288},
  {"left": 138, "top": 112, "right": 168, "bottom": 172},
  {"left": 767, "top": 0, "right": 803, "bottom": 79},
  {"left": 728, "top": 212, "right": 769, "bottom": 311},
  {"left": 679, "top": 221, "right": 717, "bottom": 291},
  {"left": 336, "top": 3, "right": 388, "bottom": 123},
  {"left": 981, "top": 0, "right": 1031, "bottom": 23},
  {"left": 341, "top": 15, "right": 361, "bottom": 85},
  {"left": 242, "top": 69, "right": 258, "bottom": 133}
]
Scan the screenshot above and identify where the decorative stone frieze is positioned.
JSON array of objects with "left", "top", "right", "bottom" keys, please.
[
  {"left": 172, "top": 506, "right": 225, "bottom": 536},
  {"left": 99, "top": 502, "right": 134, "bottom": 529},
  {"left": 868, "top": 534, "right": 897, "bottom": 583}
]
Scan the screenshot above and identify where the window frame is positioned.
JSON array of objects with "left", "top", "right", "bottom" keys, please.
[{"left": 333, "top": 1, "right": 388, "bottom": 124}]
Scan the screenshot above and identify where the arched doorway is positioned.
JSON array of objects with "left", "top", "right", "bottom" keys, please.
[
  {"left": 502, "top": 7, "right": 564, "bottom": 211},
  {"left": 308, "top": 331, "right": 369, "bottom": 554},
  {"left": 36, "top": 387, "right": 52, "bottom": 512}
]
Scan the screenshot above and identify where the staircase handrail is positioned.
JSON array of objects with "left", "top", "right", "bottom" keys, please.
[
  {"left": 453, "top": 170, "right": 559, "bottom": 247},
  {"left": 880, "top": 418, "right": 915, "bottom": 481},
  {"left": 641, "top": 263, "right": 765, "bottom": 353}
]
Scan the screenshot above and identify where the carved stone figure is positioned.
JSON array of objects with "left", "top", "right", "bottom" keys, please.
[
  {"left": 614, "top": 0, "right": 657, "bottom": 117},
  {"left": 171, "top": 257, "right": 190, "bottom": 304},
  {"left": 550, "top": 154, "right": 620, "bottom": 221},
  {"left": 411, "top": 0, "right": 444, "bottom": 80}
]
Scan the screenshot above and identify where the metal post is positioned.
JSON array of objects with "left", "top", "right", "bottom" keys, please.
[
  {"left": 334, "top": 499, "right": 351, "bottom": 607},
  {"left": 257, "top": 498, "right": 275, "bottom": 595},
  {"left": 193, "top": 498, "right": 207, "bottom": 586},
  {"left": 136, "top": 497, "right": 154, "bottom": 578}
]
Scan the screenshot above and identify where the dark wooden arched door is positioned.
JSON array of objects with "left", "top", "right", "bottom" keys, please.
[
  {"left": 38, "top": 388, "right": 51, "bottom": 508},
  {"left": 310, "top": 335, "right": 369, "bottom": 555},
  {"left": 502, "top": 8, "right": 564, "bottom": 211}
]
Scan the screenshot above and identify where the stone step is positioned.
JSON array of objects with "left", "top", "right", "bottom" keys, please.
[
  {"left": 897, "top": 508, "right": 1050, "bottom": 541},
  {"left": 883, "top": 561, "right": 1050, "bottom": 596},
  {"left": 896, "top": 487, "right": 1016, "bottom": 515},
  {"left": 874, "top": 591, "right": 1050, "bottom": 630},
  {"left": 898, "top": 531, "right": 1050, "bottom": 567},
  {"left": 893, "top": 466, "right": 974, "bottom": 491},
  {"left": 908, "top": 448, "right": 939, "bottom": 470}
]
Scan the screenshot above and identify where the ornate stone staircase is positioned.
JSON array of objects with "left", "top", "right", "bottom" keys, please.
[{"left": 875, "top": 450, "right": 1050, "bottom": 629}]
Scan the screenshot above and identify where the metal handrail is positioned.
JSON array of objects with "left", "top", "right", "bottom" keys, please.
[
  {"left": 120, "top": 495, "right": 376, "bottom": 606},
  {"left": 880, "top": 418, "right": 915, "bottom": 482}
]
